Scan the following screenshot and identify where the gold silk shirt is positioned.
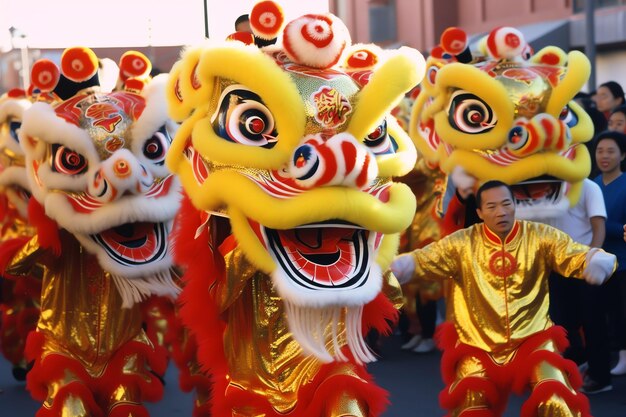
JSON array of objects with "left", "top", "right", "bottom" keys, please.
[
  {"left": 217, "top": 245, "right": 402, "bottom": 414},
  {"left": 6, "top": 231, "right": 144, "bottom": 374},
  {"left": 411, "top": 220, "right": 597, "bottom": 361}
]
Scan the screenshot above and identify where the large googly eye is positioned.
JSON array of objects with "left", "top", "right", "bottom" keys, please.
[
  {"left": 447, "top": 90, "right": 497, "bottom": 134},
  {"left": 51, "top": 144, "right": 88, "bottom": 175},
  {"left": 143, "top": 125, "right": 171, "bottom": 166},
  {"left": 290, "top": 144, "right": 320, "bottom": 181},
  {"left": 213, "top": 86, "right": 277, "bottom": 149},
  {"left": 426, "top": 66, "right": 438, "bottom": 86},
  {"left": 558, "top": 105, "right": 578, "bottom": 128},
  {"left": 507, "top": 125, "right": 529, "bottom": 151},
  {"left": 9, "top": 120, "right": 21, "bottom": 143},
  {"left": 364, "top": 120, "right": 396, "bottom": 155}
]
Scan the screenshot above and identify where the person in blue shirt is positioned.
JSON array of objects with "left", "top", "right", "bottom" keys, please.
[{"left": 594, "top": 130, "right": 626, "bottom": 379}]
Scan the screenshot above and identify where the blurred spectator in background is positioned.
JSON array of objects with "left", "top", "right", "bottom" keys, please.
[
  {"left": 592, "top": 81, "right": 625, "bottom": 121},
  {"left": 575, "top": 91, "right": 607, "bottom": 178},
  {"left": 608, "top": 105, "right": 626, "bottom": 134},
  {"left": 235, "top": 14, "right": 252, "bottom": 33}
]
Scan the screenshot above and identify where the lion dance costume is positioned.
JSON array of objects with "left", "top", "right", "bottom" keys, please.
[
  {"left": 2, "top": 48, "right": 181, "bottom": 417},
  {"left": 0, "top": 87, "right": 40, "bottom": 381},
  {"left": 165, "top": 2, "right": 425, "bottom": 416},
  {"left": 408, "top": 26, "right": 596, "bottom": 417}
]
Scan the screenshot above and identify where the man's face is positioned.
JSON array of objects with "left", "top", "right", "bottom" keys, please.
[
  {"left": 476, "top": 186, "right": 516, "bottom": 238},
  {"left": 236, "top": 20, "right": 252, "bottom": 33}
]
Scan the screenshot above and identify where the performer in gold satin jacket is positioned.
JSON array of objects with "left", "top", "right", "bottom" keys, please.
[
  {"left": 392, "top": 181, "right": 617, "bottom": 417},
  {"left": 1, "top": 50, "right": 181, "bottom": 417}
]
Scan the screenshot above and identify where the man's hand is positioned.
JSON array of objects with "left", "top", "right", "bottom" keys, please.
[
  {"left": 451, "top": 166, "right": 477, "bottom": 200},
  {"left": 583, "top": 248, "right": 616, "bottom": 285},
  {"left": 623, "top": 224, "right": 626, "bottom": 242},
  {"left": 391, "top": 253, "right": 416, "bottom": 285}
]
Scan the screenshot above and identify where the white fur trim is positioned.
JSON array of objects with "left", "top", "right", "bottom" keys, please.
[
  {"left": 20, "top": 102, "right": 99, "bottom": 160},
  {"left": 43, "top": 179, "right": 181, "bottom": 234},
  {"left": 0, "top": 98, "right": 30, "bottom": 156},
  {"left": 0, "top": 166, "right": 29, "bottom": 190},
  {"left": 112, "top": 269, "right": 181, "bottom": 308},
  {"left": 98, "top": 58, "right": 119, "bottom": 93},
  {"left": 515, "top": 197, "right": 569, "bottom": 221},
  {"left": 284, "top": 302, "right": 376, "bottom": 364},
  {"left": 0, "top": 97, "right": 29, "bottom": 124},
  {"left": 130, "top": 74, "right": 170, "bottom": 147}
]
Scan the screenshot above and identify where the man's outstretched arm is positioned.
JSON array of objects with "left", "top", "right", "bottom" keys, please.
[{"left": 391, "top": 233, "right": 461, "bottom": 285}]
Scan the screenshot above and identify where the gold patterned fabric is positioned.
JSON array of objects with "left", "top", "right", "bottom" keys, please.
[
  {"left": 6, "top": 232, "right": 145, "bottom": 375},
  {"left": 411, "top": 220, "right": 592, "bottom": 361},
  {"left": 218, "top": 245, "right": 386, "bottom": 415}
]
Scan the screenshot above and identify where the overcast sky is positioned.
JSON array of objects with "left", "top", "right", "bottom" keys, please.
[{"left": 1, "top": 0, "right": 329, "bottom": 51}]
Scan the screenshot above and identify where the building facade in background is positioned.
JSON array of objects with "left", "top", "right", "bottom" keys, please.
[
  {"left": 3, "top": 1, "right": 626, "bottom": 93},
  {"left": 330, "top": 0, "right": 626, "bottom": 92}
]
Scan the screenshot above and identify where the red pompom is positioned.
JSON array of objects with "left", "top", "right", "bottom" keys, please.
[
  {"left": 118, "top": 51, "right": 151, "bottom": 82},
  {"left": 61, "top": 47, "right": 99, "bottom": 82},
  {"left": 30, "top": 59, "right": 60, "bottom": 93},
  {"left": 250, "top": 0, "right": 284, "bottom": 40},
  {"left": 345, "top": 48, "right": 379, "bottom": 69},
  {"left": 440, "top": 27, "right": 467, "bottom": 55}
]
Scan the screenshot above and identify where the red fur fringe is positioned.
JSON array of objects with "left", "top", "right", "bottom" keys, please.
[
  {"left": 441, "top": 193, "right": 466, "bottom": 237},
  {"left": 439, "top": 376, "right": 503, "bottom": 413},
  {"left": 27, "top": 198, "right": 61, "bottom": 256},
  {"left": 25, "top": 331, "right": 166, "bottom": 405},
  {"left": 108, "top": 403, "right": 149, "bottom": 417},
  {"left": 520, "top": 380, "right": 591, "bottom": 417},
  {"left": 34, "top": 380, "right": 103, "bottom": 417},
  {"left": 436, "top": 323, "right": 587, "bottom": 416},
  {"left": 362, "top": 292, "right": 398, "bottom": 335},
  {"left": 171, "top": 195, "right": 228, "bottom": 414},
  {"left": 215, "top": 362, "right": 388, "bottom": 417}
]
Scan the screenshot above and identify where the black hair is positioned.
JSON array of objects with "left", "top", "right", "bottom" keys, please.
[
  {"left": 475, "top": 180, "right": 514, "bottom": 208},
  {"left": 599, "top": 81, "right": 625, "bottom": 105},
  {"left": 595, "top": 130, "right": 626, "bottom": 154},
  {"left": 235, "top": 14, "right": 249, "bottom": 30},
  {"left": 610, "top": 104, "right": 626, "bottom": 120}
]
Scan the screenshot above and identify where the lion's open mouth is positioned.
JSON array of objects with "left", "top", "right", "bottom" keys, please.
[
  {"left": 264, "top": 221, "right": 380, "bottom": 291},
  {"left": 91, "top": 221, "right": 168, "bottom": 266},
  {"left": 510, "top": 176, "right": 564, "bottom": 207}
]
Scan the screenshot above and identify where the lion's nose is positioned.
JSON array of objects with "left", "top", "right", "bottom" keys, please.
[
  {"left": 506, "top": 114, "right": 572, "bottom": 156},
  {"left": 288, "top": 133, "right": 378, "bottom": 190}
]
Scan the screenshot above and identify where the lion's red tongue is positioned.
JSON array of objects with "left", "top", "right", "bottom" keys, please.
[
  {"left": 282, "top": 227, "right": 355, "bottom": 255},
  {"left": 513, "top": 182, "right": 557, "bottom": 200},
  {"left": 101, "top": 222, "right": 152, "bottom": 243}
]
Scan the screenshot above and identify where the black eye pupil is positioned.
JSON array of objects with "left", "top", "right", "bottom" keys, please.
[
  {"left": 469, "top": 111, "right": 483, "bottom": 123},
  {"left": 247, "top": 117, "right": 265, "bottom": 134},
  {"left": 368, "top": 126, "right": 383, "bottom": 139},
  {"left": 65, "top": 152, "right": 80, "bottom": 166},
  {"left": 144, "top": 138, "right": 163, "bottom": 158}
]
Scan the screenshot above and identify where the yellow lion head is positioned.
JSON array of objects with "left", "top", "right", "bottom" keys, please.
[
  {"left": 167, "top": 9, "right": 424, "bottom": 361},
  {"left": 411, "top": 27, "right": 593, "bottom": 219}
]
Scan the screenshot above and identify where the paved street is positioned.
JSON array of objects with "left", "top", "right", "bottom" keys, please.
[{"left": 2, "top": 334, "right": 626, "bottom": 416}]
